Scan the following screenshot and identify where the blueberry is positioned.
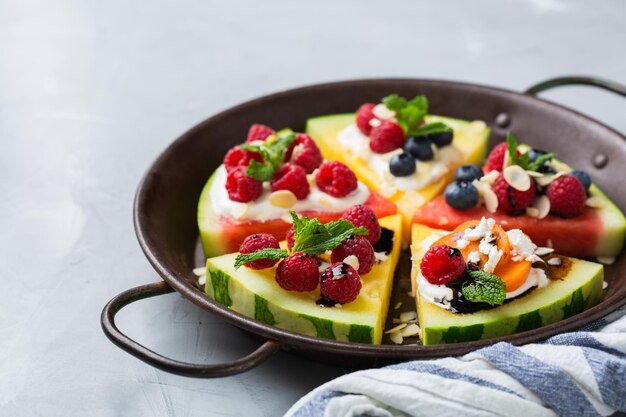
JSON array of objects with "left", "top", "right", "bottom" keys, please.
[
  {"left": 444, "top": 181, "right": 479, "bottom": 211},
  {"left": 427, "top": 131, "right": 454, "bottom": 148},
  {"left": 404, "top": 137, "right": 434, "bottom": 161},
  {"left": 528, "top": 148, "right": 554, "bottom": 173},
  {"left": 389, "top": 153, "right": 416, "bottom": 177},
  {"left": 570, "top": 170, "right": 591, "bottom": 191},
  {"left": 454, "top": 164, "right": 483, "bottom": 182}
]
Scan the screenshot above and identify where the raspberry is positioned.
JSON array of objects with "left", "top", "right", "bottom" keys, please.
[
  {"left": 320, "top": 262, "right": 362, "bottom": 304},
  {"left": 330, "top": 235, "right": 375, "bottom": 275},
  {"left": 491, "top": 175, "right": 537, "bottom": 213},
  {"left": 285, "top": 227, "right": 295, "bottom": 251},
  {"left": 356, "top": 103, "right": 377, "bottom": 136},
  {"left": 223, "top": 146, "right": 264, "bottom": 173},
  {"left": 546, "top": 175, "right": 587, "bottom": 217},
  {"left": 225, "top": 167, "right": 263, "bottom": 202},
  {"left": 341, "top": 204, "right": 381, "bottom": 244},
  {"left": 270, "top": 163, "right": 310, "bottom": 200},
  {"left": 275, "top": 252, "right": 320, "bottom": 292},
  {"left": 285, "top": 133, "right": 323, "bottom": 174},
  {"left": 239, "top": 233, "right": 280, "bottom": 269},
  {"left": 315, "top": 161, "right": 358, "bottom": 198},
  {"left": 420, "top": 245, "right": 466, "bottom": 285},
  {"left": 246, "top": 124, "right": 275, "bottom": 143},
  {"left": 369, "top": 120, "right": 405, "bottom": 153},
  {"left": 485, "top": 142, "right": 520, "bottom": 173}
]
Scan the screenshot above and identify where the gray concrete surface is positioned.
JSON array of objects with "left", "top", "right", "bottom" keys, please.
[{"left": 1, "top": 0, "right": 625, "bottom": 415}]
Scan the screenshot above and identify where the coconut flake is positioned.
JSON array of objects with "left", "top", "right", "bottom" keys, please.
[{"left": 503, "top": 165, "right": 531, "bottom": 191}]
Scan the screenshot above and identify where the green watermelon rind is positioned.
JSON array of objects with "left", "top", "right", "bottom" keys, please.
[
  {"left": 419, "top": 258, "right": 604, "bottom": 345},
  {"left": 197, "top": 169, "right": 228, "bottom": 258},
  {"left": 205, "top": 257, "right": 377, "bottom": 343}
]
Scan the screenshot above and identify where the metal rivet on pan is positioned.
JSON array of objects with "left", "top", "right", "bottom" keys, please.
[
  {"left": 494, "top": 113, "right": 510, "bottom": 128},
  {"left": 593, "top": 153, "right": 608, "bottom": 169}
]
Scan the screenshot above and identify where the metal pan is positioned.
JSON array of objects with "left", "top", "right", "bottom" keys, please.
[{"left": 101, "top": 76, "right": 626, "bottom": 378}]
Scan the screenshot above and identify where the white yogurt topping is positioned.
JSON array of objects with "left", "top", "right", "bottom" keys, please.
[
  {"left": 337, "top": 123, "right": 462, "bottom": 193},
  {"left": 208, "top": 165, "right": 370, "bottom": 222}
]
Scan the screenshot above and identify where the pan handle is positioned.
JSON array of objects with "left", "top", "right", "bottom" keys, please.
[
  {"left": 101, "top": 280, "right": 281, "bottom": 378},
  {"left": 524, "top": 76, "right": 626, "bottom": 98}
]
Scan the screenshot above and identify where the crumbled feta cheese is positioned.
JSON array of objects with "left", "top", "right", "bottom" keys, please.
[
  {"left": 478, "top": 239, "right": 493, "bottom": 255},
  {"left": 468, "top": 251, "right": 481, "bottom": 264},
  {"left": 506, "top": 229, "right": 537, "bottom": 260},
  {"left": 483, "top": 246, "right": 503, "bottom": 273},
  {"left": 456, "top": 238, "right": 470, "bottom": 249},
  {"left": 464, "top": 217, "right": 494, "bottom": 241}
]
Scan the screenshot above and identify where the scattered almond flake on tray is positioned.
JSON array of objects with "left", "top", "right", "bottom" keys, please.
[
  {"left": 597, "top": 256, "right": 616, "bottom": 265},
  {"left": 389, "top": 332, "right": 404, "bottom": 345},
  {"left": 198, "top": 275, "right": 206, "bottom": 286},
  {"left": 193, "top": 267, "right": 206, "bottom": 276},
  {"left": 385, "top": 323, "right": 407, "bottom": 334},
  {"left": 400, "top": 311, "right": 417, "bottom": 323},
  {"left": 407, "top": 291, "right": 415, "bottom": 298},
  {"left": 394, "top": 301, "right": 402, "bottom": 310},
  {"left": 401, "top": 323, "right": 421, "bottom": 337},
  {"left": 547, "top": 257, "right": 562, "bottom": 266},
  {"left": 586, "top": 196, "right": 605, "bottom": 209},
  {"left": 603, "top": 281, "right": 608, "bottom": 289}
]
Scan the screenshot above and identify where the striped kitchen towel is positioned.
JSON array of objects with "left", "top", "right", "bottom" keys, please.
[{"left": 285, "top": 306, "right": 626, "bottom": 417}]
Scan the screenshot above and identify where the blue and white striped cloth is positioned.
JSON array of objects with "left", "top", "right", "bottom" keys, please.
[{"left": 285, "top": 307, "right": 626, "bottom": 417}]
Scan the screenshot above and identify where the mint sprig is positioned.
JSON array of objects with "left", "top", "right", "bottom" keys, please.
[
  {"left": 233, "top": 211, "right": 368, "bottom": 269},
  {"left": 240, "top": 132, "right": 296, "bottom": 181},
  {"left": 461, "top": 271, "right": 506, "bottom": 306},
  {"left": 234, "top": 248, "right": 289, "bottom": 269},
  {"left": 505, "top": 133, "right": 555, "bottom": 172},
  {"left": 382, "top": 94, "right": 452, "bottom": 138}
]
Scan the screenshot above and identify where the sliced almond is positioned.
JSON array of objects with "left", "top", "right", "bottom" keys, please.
[
  {"left": 290, "top": 143, "right": 305, "bottom": 161},
  {"left": 526, "top": 170, "right": 545, "bottom": 178},
  {"left": 586, "top": 196, "right": 605, "bottom": 208},
  {"left": 198, "top": 275, "right": 206, "bottom": 286},
  {"left": 342, "top": 255, "right": 360, "bottom": 271},
  {"left": 400, "top": 323, "right": 421, "bottom": 337},
  {"left": 389, "top": 332, "right": 404, "bottom": 345},
  {"left": 547, "top": 257, "right": 562, "bottom": 266},
  {"left": 394, "top": 301, "right": 402, "bottom": 310},
  {"left": 483, "top": 186, "right": 499, "bottom": 213},
  {"left": 536, "top": 171, "right": 567, "bottom": 187},
  {"left": 597, "top": 256, "right": 616, "bottom": 265},
  {"left": 526, "top": 207, "right": 540, "bottom": 218},
  {"left": 400, "top": 311, "right": 417, "bottom": 323},
  {"left": 530, "top": 195, "right": 551, "bottom": 220},
  {"left": 307, "top": 173, "right": 317, "bottom": 188},
  {"left": 372, "top": 103, "right": 395, "bottom": 120},
  {"left": 534, "top": 247, "right": 554, "bottom": 256},
  {"left": 269, "top": 190, "right": 297, "bottom": 208},
  {"left": 480, "top": 170, "right": 500, "bottom": 185},
  {"left": 603, "top": 281, "right": 608, "bottom": 289},
  {"left": 193, "top": 267, "right": 206, "bottom": 276},
  {"left": 503, "top": 165, "right": 531, "bottom": 191},
  {"left": 431, "top": 143, "right": 440, "bottom": 161},
  {"left": 384, "top": 323, "right": 407, "bottom": 334}
]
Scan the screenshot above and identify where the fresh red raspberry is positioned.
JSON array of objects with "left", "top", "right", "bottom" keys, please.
[
  {"left": 246, "top": 124, "right": 275, "bottom": 143},
  {"left": 275, "top": 252, "right": 320, "bottom": 292},
  {"left": 356, "top": 103, "right": 377, "bottom": 136},
  {"left": 270, "top": 163, "right": 310, "bottom": 200},
  {"left": 285, "top": 227, "right": 295, "bottom": 251},
  {"left": 223, "top": 146, "right": 264, "bottom": 173},
  {"left": 546, "top": 175, "right": 587, "bottom": 217},
  {"left": 315, "top": 161, "right": 358, "bottom": 198},
  {"left": 320, "top": 262, "right": 362, "bottom": 304},
  {"left": 491, "top": 175, "right": 537, "bottom": 213},
  {"left": 285, "top": 133, "right": 323, "bottom": 174},
  {"left": 225, "top": 167, "right": 263, "bottom": 202},
  {"left": 342, "top": 204, "right": 381, "bottom": 244},
  {"left": 330, "top": 235, "right": 375, "bottom": 275},
  {"left": 239, "top": 233, "right": 280, "bottom": 269},
  {"left": 369, "top": 120, "right": 405, "bottom": 153},
  {"left": 485, "top": 142, "right": 521, "bottom": 173},
  {"left": 420, "top": 245, "right": 466, "bottom": 285}
]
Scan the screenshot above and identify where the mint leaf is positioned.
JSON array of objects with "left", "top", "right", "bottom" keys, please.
[
  {"left": 506, "top": 133, "right": 520, "bottom": 167},
  {"left": 289, "top": 211, "right": 368, "bottom": 255},
  {"left": 410, "top": 122, "right": 453, "bottom": 138},
  {"left": 518, "top": 152, "right": 530, "bottom": 170},
  {"left": 528, "top": 152, "right": 556, "bottom": 172},
  {"left": 461, "top": 271, "right": 506, "bottom": 306},
  {"left": 241, "top": 132, "right": 296, "bottom": 181},
  {"left": 234, "top": 248, "right": 288, "bottom": 269},
  {"left": 245, "top": 159, "right": 276, "bottom": 181},
  {"left": 382, "top": 94, "right": 407, "bottom": 112}
]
